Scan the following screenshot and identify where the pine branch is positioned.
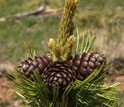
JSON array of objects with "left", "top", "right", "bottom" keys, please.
[
  {"left": 9, "top": 0, "right": 122, "bottom": 106},
  {"left": 48, "top": 0, "right": 79, "bottom": 61},
  {"left": 58, "top": 0, "right": 78, "bottom": 44},
  {"left": 10, "top": 33, "right": 121, "bottom": 106}
]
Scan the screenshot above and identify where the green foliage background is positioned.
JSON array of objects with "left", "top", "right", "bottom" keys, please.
[{"left": 0, "top": 0, "right": 124, "bottom": 63}]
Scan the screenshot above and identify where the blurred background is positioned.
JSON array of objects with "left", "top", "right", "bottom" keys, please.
[{"left": 0, "top": 0, "right": 124, "bottom": 106}]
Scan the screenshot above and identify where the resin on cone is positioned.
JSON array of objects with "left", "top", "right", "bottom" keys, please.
[
  {"left": 17, "top": 53, "right": 52, "bottom": 79},
  {"left": 69, "top": 52, "right": 106, "bottom": 80},
  {"left": 42, "top": 61, "right": 76, "bottom": 91}
]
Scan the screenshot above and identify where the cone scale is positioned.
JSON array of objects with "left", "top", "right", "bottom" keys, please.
[
  {"left": 17, "top": 53, "right": 52, "bottom": 79},
  {"left": 42, "top": 61, "right": 76, "bottom": 91},
  {"left": 69, "top": 52, "right": 106, "bottom": 80}
]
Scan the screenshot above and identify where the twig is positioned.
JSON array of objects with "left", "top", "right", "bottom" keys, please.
[
  {"left": 37, "top": 8, "right": 63, "bottom": 19},
  {"left": 0, "top": 4, "right": 46, "bottom": 22},
  {"left": 0, "top": 5, "right": 63, "bottom": 22}
]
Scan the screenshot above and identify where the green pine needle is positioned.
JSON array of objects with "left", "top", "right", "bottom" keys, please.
[{"left": 76, "top": 30, "right": 96, "bottom": 54}]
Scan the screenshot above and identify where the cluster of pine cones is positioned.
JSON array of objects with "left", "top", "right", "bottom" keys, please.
[{"left": 17, "top": 52, "right": 106, "bottom": 90}]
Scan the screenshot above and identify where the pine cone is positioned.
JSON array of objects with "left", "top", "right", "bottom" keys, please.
[
  {"left": 42, "top": 61, "right": 76, "bottom": 91},
  {"left": 69, "top": 52, "right": 106, "bottom": 80},
  {"left": 17, "top": 53, "right": 52, "bottom": 79}
]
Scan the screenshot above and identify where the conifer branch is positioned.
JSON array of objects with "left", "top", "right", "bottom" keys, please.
[
  {"left": 57, "top": 0, "right": 79, "bottom": 60},
  {"left": 9, "top": 0, "right": 122, "bottom": 106},
  {"left": 48, "top": 0, "right": 79, "bottom": 61},
  {"left": 58, "top": 0, "right": 78, "bottom": 44}
]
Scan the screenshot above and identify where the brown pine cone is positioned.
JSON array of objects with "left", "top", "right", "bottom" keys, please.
[
  {"left": 69, "top": 52, "right": 106, "bottom": 80},
  {"left": 17, "top": 53, "right": 52, "bottom": 79},
  {"left": 42, "top": 61, "right": 76, "bottom": 91}
]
